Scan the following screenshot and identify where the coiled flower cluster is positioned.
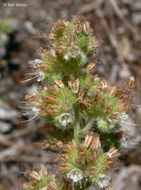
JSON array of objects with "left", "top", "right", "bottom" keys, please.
[
  {"left": 23, "top": 165, "right": 61, "bottom": 190},
  {"left": 23, "top": 15, "right": 135, "bottom": 190},
  {"left": 59, "top": 133, "right": 119, "bottom": 189}
]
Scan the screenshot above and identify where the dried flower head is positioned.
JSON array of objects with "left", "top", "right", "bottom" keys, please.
[
  {"left": 73, "top": 14, "right": 82, "bottom": 33},
  {"left": 58, "top": 133, "right": 118, "bottom": 189},
  {"left": 107, "top": 147, "right": 119, "bottom": 159},
  {"left": 82, "top": 21, "right": 93, "bottom": 35},
  {"left": 29, "top": 170, "right": 41, "bottom": 181},
  {"left": 88, "top": 37, "right": 99, "bottom": 51},
  {"left": 87, "top": 63, "right": 96, "bottom": 73},
  {"left": 47, "top": 104, "right": 59, "bottom": 115},
  {"left": 127, "top": 75, "right": 135, "bottom": 89},
  {"left": 73, "top": 14, "right": 93, "bottom": 35},
  {"left": 23, "top": 165, "right": 60, "bottom": 190},
  {"left": 68, "top": 79, "right": 79, "bottom": 93},
  {"left": 54, "top": 80, "right": 64, "bottom": 88},
  {"left": 84, "top": 133, "right": 101, "bottom": 150},
  {"left": 48, "top": 19, "right": 69, "bottom": 40}
]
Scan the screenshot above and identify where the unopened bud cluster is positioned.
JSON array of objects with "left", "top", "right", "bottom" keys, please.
[{"left": 23, "top": 15, "right": 135, "bottom": 190}]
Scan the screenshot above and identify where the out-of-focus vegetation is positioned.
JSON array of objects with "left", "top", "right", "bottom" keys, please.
[{"left": 0, "top": 19, "right": 12, "bottom": 34}]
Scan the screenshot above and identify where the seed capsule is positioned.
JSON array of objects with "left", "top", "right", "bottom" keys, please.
[
  {"left": 60, "top": 154, "right": 69, "bottom": 162},
  {"left": 37, "top": 62, "right": 48, "bottom": 71},
  {"left": 87, "top": 63, "right": 96, "bottom": 72},
  {"left": 39, "top": 165, "right": 47, "bottom": 176},
  {"left": 54, "top": 80, "right": 64, "bottom": 88},
  {"left": 88, "top": 37, "right": 99, "bottom": 51},
  {"left": 82, "top": 21, "right": 93, "bottom": 35},
  {"left": 48, "top": 181, "right": 57, "bottom": 190},
  {"left": 55, "top": 41, "right": 67, "bottom": 54},
  {"left": 84, "top": 134, "right": 93, "bottom": 148},
  {"left": 59, "top": 163, "right": 70, "bottom": 173},
  {"left": 47, "top": 104, "right": 58, "bottom": 115},
  {"left": 43, "top": 95, "right": 56, "bottom": 103},
  {"left": 85, "top": 167, "right": 97, "bottom": 177},
  {"left": 29, "top": 171, "right": 41, "bottom": 181},
  {"left": 101, "top": 80, "right": 108, "bottom": 89},
  {"left": 42, "top": 141, "right": 51, "bottom": 149},
  {"left": 23, "top": 182, "right": 31, "bottom": 189},
  {"left": 73, "top": 15, "right": 82, "bottom": 33},
  {"left": 127, "top": 75, "right": 135, "bottom": 89},
  {"left": 48, "top": 19, "right": 69, "bottom": 40},
  {"left": 84, "top": 133, "right": 101, "bottom": 150},
  {"left": 68, "top": 79, "right": 79, "bottom": 93},
  {"left": 108, "top": 147, "right": 119, "bottom": 159}
]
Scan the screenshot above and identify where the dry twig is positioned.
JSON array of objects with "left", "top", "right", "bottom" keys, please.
[{"left": 109, "top": 0, "right": 138, "bottom": 36}]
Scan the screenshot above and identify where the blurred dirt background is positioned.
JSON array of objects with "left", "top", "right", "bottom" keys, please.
[{"left": 0, "top": 0, "right": 141, "bottom": 190}]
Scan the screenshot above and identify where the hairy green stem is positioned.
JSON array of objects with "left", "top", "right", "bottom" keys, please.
[
  {"left": 74, "top": 105, "right": 80, "bottom": 142},
  {"left": 81, "top": 117, "right": 95, "bottom": 135}
]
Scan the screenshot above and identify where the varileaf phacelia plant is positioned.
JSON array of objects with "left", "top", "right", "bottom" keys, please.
[{"left": 22, "top": 15, "right": 135, "bottom": 190}]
